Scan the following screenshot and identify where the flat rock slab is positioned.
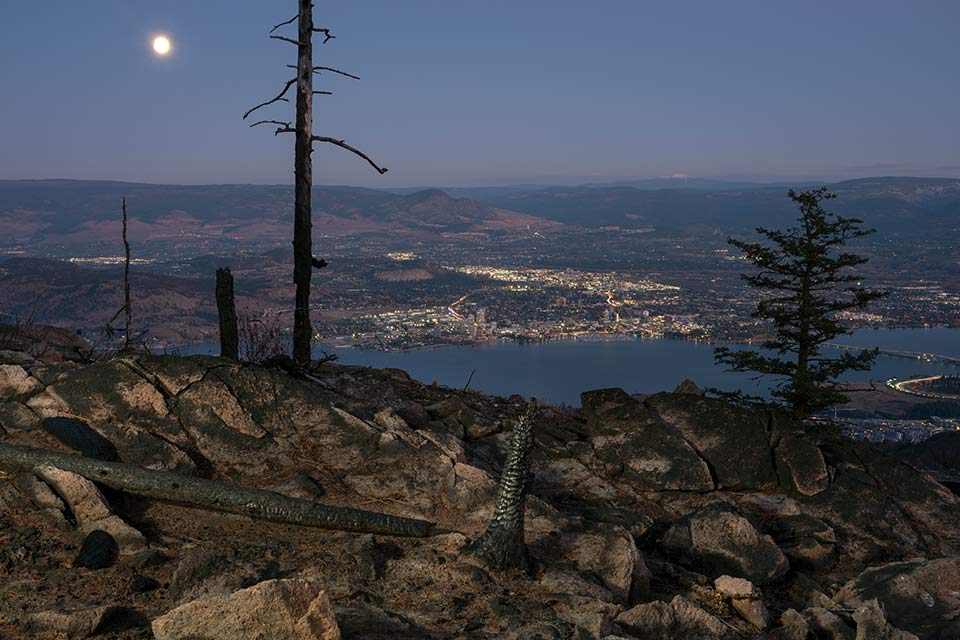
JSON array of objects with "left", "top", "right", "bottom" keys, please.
[{"left": 151, "top": 578, "right": 340, "bottom": 640}]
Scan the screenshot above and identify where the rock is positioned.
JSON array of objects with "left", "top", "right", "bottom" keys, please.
[
  {"left": 73, "top": 529, "right": 119, "bottom": 569},
  {"left": 834, "top": 557, "right": 960, "bottom": 639},
  {"left": 14, "top": 472, "right": 68, "bottom": 525},
  {"left": 23, "top": 605, "right": 122, "bottom": 638},
  {"left": 537, "top": 523, "right": 650, "bottom": 604},
  {"left": 0, "top": 401, "right": 40, "bottom": 432},
  {"left": 770, "top": 608, "right": 812, "bottom": 640},
  {"left": 852, "top": 599, "right": 920, "bottom": 640},
  {"left": 581, "top": 388, "right": 714, "bottom": 492},
  {"left": 41, "top": 416, "right": 120, "bottom": 461},
  {"left": 714, "top": 575, "right": 770, "bottom": 630},
  {"left": 615, "top": 595, "right": 731, "bottom": 639},
  {"left": 125, "top": 549, "right": 170, "bottom": 571},
  {"left": 771, "top": 513, "right": 837, "bottom": 572},
  {"left": 645, "top": 392, "right": 779, "bottom": 491},
  {"left": 151, "top": 578, "right": 340, "bottom": 640},
  {"left": 394, "top": 401, "right": 430, "bottom": 428},
  {"left": 130, "top": 574, "right": 160, "bottom": 593},
  {"left": 92, "top": 422, "right": 197, "bottom": 474},
  {"left": 553, "top": 595, "right": 621, "bottom": 639},
  {"left": 0, "top": 364, "right": 43, "bottom": 401},
  {"left": 372, "top": 408, "right": 408, "bottom": 430},
  {"left": 672, "top": 379, "right": 704, "bottom": 396},
  {"left": 802, "top": 607, "right": 855, "bottom": 640},
  {"left": 776, "top": 435, "right": 830, "bottom": 496},
  {"left": 35, "top": 466, "right": 147, "bottom": 553},
  {"left": 663, "top": 504, "right": 789, "bottom": 585},
  {"left": 464, "top": 417, "right": 500, "bottom": 439},
  {"left": 268, "top": 473, "right": 326, "bottom": 501},
  {"left": 334, "top": 604, "right": 417, "bottom": 639},
  {"left": 427, "top": 397, "right": 473, "bottom": 424},
  {"left": 170, "top": 548, "right": 280, "bottom": 604}
]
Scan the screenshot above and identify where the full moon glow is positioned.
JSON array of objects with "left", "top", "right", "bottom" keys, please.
[{"left": 152, "top": 36, "right": 171, "bottom": 55}]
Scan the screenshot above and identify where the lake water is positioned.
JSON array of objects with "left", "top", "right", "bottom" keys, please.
[{"left": 179, "top": 327, "right": 960, "bottom": 405}]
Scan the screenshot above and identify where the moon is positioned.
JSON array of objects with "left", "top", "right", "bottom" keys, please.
[{"left": 152, "top": 36, "right": 171, "bottom": 56}]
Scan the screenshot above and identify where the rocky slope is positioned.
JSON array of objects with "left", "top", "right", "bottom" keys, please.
[{"left": 1, "top": 335, "right": 958, "bottom": 639}]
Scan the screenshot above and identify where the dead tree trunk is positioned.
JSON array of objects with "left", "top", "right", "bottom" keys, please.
[
  {"left": 291, "top": 0, "right": 314, "bottom": 366},
  {"left": 244, "top": 5, "right": 389, "bottom": 367},
  {"left": 122, "top": 197, "right": 132, "bottom": 349},
  {"left": 216, "top": 267, "right": 239, "bottom": 360},
  {"left": 463, "top": 399, "right": 539, "bottom": 571},
  {"left": 0, "top": 441, "right": 431, "bottom": 537}
]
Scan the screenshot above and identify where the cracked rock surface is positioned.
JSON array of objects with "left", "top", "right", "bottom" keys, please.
[{"left": 1, "top": 337, "right": 958, "bottom": 639}]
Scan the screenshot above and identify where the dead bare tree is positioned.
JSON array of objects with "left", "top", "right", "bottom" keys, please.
[{"left": 245, "top": 1, "right": 388, "bottom": 366}]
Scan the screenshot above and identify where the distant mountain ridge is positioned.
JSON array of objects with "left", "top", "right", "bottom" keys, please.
[{"left": 1, "top": 177, "right": 958, "bottom": 247}]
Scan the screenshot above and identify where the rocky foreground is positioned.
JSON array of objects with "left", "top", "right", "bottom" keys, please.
[{"left": 1, "top": 335, "right": 959, "bottom": 639}]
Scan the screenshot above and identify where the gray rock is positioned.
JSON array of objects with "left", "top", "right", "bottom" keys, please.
[
  {"left": 834, "top": 558, "right": 960, "bottom": 639},
  {"left": 152, "top": 578, "right": 340, "bottom": 640},
  {"left": 663, "top": 504, "right": 789, "bottom": 585},
  {"left": 0, "top": 364, "right": 43, "bottom": 402},
  {"left": 802, "top": 607, "right": 855, "bottom": 640},
  {"left": 769, "top": 608, "right": 812, "bottom": 640},
  {"left": 672, "top": 379, "right": 704, "bottom": 396},
  {"left": 615, "top": 595, "right": 731, "bottom": 639},
  {"left": 0, "top": 401, "right": 40, "bottom": 432},
  {"left": 771, "top": 513, "right": 837, "bottom": 572},
  {"left": 35, "top": 466, "right": 147, "bottom": 553},
  {"left": 22, "top": 605, "right": 122, "bottom": 639},
  {"left": 581, "top": 388, "right": 714, "bottom": 492},
  {"left": 714, "top": 575, "right": 770, "bottom": 630},
  {"left": 852, "top": 599, "right": 920, "bottom": 640},
  {"left": 169, "top": 548, "right": 279, "bottom": 604},
  {"left": 776, "top": 435, "right": 830, "bottom": 496},
  {"left": 646, "top": 392, "right": 779, "bottom": 490}
]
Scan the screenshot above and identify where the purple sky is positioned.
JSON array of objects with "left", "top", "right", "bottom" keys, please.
[{"left": 1, "top": 1, "right": 958, "bottom": 187}]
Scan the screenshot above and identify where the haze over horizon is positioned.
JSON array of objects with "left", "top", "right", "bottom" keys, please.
[{"left": 2, "top": 1, "right": 958, "bottom": 187}]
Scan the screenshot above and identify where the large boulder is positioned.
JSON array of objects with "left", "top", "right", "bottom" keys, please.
[
  {"left": 833, "top": 557, "right": 960, "bottom": 639},
  {"left": 645, "top": 392, "right": 779, "bottom": 491},
  {"left": 775, "top": 435, "right": 830, "bottom": 496},
  {"left": 151, "top": 578, "right": 340, "bottom": 640},
  {"left": 663, "top": 504, "right": 789, "bottom": 585},
  {"left": 770, "top": 513, "right": 837, "bottom": 572},
  {"left": 581, "top": 389, "right": 714, "bottom": 492},
  {"left": 615, "top": 595, "right": 731, "bottom": 639}
]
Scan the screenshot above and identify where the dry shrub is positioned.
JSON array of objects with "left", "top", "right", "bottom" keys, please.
[{"left": 239, "top": 313, "right": 289, "bottom": 363}]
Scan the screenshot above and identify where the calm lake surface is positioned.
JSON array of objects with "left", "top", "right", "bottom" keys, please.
[{"left": 180, "top": 327, "right": 960, "bottom": 405}]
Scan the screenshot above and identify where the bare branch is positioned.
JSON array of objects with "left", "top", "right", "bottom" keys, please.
[
  {"left": 269, "top": 14, "right": 298, "bottom": 33},
  {"left": 313, "top": 90, "right": 333, "bottom": 95},
  {"left": 269, "top": 35, "right": 307, "bottom": 47},
  {"left": 311, "top": 136, "right": 388, "bottom": 174},
  {"left": 250, "top": 119, "right": 292, "bottom": 129},
  {"left": 286, "top": 64, "right": 360, "bottom": 80},
  {"left": 314, "top": 28, "right": 335, "bottom": 43},
  {"left": 243, "top": 78, "right": 297, "bottom": 120}
]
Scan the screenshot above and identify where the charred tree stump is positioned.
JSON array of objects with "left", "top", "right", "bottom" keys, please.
[
  {"left": 122, "top": 197, "right": 132, "bottom": 349},
  {"left": 463, "top": 399, "right": 538, "bottom": 571},
  {"left": 0, "top": 442, "right": 431, "bottom": 538},
  {"left": 216, "top": 267, "right": 239, "bottom": 361}
]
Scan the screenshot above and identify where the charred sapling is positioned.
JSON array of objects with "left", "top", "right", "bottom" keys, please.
[{"left": 464, "top": 399, "right": 539, "bottom": 571}]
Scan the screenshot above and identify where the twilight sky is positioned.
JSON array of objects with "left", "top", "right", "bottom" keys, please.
[{"left": 1, "top": 1, "right": 958, "bottom": 187}]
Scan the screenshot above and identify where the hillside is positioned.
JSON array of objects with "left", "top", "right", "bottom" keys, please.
[
  {"left": 0, "top": 333, "right": 958, "bottom": 638},
  {"left": 467, "top": 177, "right": 960, "bottom": 234},
  {"left": 0, "top": 180, "right": 557, "bottom": 248}
]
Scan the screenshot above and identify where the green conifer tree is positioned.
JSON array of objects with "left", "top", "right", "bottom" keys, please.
[{"left": 715, "top": 187, "right": 886, "bottom": 417}]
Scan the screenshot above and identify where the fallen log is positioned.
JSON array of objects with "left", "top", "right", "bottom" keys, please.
[{"left": 0, "top": 442, "right": 431, "bottom": 537}]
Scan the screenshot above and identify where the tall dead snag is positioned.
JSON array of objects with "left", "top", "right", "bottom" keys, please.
[
  {"left": 216, "top": 267, "right": 239, "bottom": 360},
  {"left": 122, "top": 197, "right": 132, "bottom": 349},
  {"left": 463, "top": 399, "right": 539, "bottom": 571},
  {"left": 244, "top": 1, "right": 388, "bottom": 366}
]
